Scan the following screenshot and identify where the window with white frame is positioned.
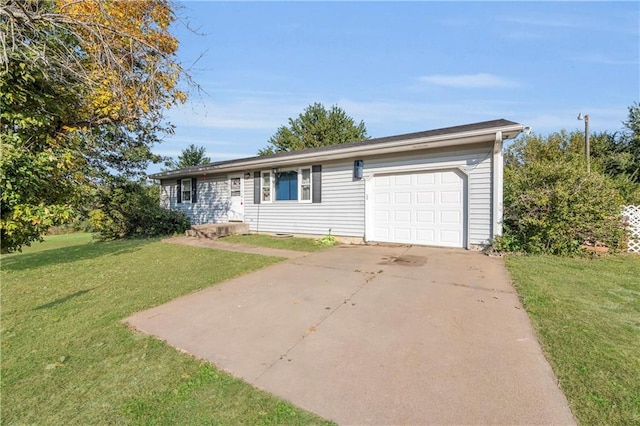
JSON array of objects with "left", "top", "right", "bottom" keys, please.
[
  {"left": 181, "top": 178, "right": 192, "bottom": 203},
  {"left": 299, "top": 168, "right": 311, "bottom": 202},
  {"left": 260, "top": 167, "right": 311, "bottom": 203},
  {"left": 261, "top": 171, "right": 272, "bottom": 202}
]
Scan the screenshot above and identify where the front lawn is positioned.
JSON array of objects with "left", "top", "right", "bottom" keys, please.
[
  {"left": 222, "top": 233, "right": 330, "bottom": 252},
  {"left": 1, "top": 234, "right": 330, "bottom": 425},
  {"left": 506, "top": 254, "right": 640, "bottom": 425}
]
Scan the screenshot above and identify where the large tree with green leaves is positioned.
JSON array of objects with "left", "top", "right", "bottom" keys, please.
[
  {"left": 590, "top": 102, "right": 640, "bottom": 184},
  {"left": 0, "top": 0, "right": 188, "bottom": 253},
  {"left": 165, "top": 144, "right": 211, "bottom": 170},
  {"left": 258, "top": 103, "right": 368, "bottom": 155}
]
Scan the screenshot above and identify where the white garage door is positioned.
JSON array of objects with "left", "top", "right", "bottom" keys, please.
[{"left": 370, "top": 169, "right": 465, "bottom": 248}]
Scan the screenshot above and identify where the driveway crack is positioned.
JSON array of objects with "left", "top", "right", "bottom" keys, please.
[{"left": 253, "top": 269, "right": 381, "bottom": 382}]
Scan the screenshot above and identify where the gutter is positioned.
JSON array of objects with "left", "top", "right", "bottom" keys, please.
[{"left": 150, "top": 123, "right": 524, "bottom": 179}]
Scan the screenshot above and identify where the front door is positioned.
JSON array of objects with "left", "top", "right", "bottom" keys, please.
[{"left": 228, "top": 175, "right": 244, "bottom": 222}]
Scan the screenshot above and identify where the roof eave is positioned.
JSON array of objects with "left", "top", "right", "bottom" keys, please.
[{"left": 149, "top": 122, "right": 523, "bottom": 179}]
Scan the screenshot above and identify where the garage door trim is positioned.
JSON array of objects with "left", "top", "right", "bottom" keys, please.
[{"left": 365, "top": 166, "right": 469, "bottom": 249}]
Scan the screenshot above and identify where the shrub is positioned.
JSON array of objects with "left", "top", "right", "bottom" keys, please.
[
  {"left": 89, "top": 181, "right": 190, "bottom": 240},
  {"left": 314, "top": 234, "right": 337, "bottom": 247},
  {"left": 502, "top": 151, "right": 627, "bottom": 255}
]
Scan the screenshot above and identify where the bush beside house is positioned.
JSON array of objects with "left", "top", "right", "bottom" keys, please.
[
  {"left": 89, "top": 181, "right": 190, "bottom": 240},
  {"left": 496, "top": 120, "right": 639, "bottom": 255}
]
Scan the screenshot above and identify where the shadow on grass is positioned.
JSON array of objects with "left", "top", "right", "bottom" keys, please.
[
  {"left": 34, "top": 288, "right": 94, "bottom": 310},
  {"left": 1, "top": 238, "right": 155, "bottom": 272}
]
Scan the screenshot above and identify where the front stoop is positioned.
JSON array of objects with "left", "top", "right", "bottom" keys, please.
[{"left": 186, "top": 223, "right": 250, "bottom": 239}]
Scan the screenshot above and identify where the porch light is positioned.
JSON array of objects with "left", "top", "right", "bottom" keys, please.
[{"left": 353, "top": 160, "right": 364, "bottom": 179}]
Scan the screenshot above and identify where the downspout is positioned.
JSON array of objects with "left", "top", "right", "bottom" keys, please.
[{"left": 492, "top": 131, "right": 504, "bottom": 239}]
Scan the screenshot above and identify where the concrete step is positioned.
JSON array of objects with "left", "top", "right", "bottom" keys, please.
[{"left": 186, "top": 223, "right": 250, "bottom": 240}]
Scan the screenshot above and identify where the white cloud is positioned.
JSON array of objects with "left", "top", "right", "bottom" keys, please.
[
  {"left": 166, "top": 101, "right": 286, "bottom": 131},
  {"left": 419, "top": 73, "right": 520, "bottom": 89}
]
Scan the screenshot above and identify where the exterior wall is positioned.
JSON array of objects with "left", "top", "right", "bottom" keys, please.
[
  {"left": 161, "top": 142, "right": 497, "bottom": 246},
  {"left": 160, "top": 176, "right": 229, "bottom": 225},
  {"left": 362, "top": 143, "right": 494, "bottom": 245},
  {"left": 244, "top": 161, "right": 365, "bottom": 237}
]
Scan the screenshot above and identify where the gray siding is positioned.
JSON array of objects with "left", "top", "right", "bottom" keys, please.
[
  {"left": 244, "top": 161, "right": 365, "bottom": 237},
  {"left": 364, "top": 143, "right": 494, "bottom": 245},
  {"left": 160, "top": 142, "right": 497, "bottom": 245},
  {"left": 160, "top": 176, "right": 229, "bottom": 225}
]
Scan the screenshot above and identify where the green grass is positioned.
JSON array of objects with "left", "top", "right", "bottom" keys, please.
[
  {"left": 12, "top": 232, "right": 95, "bottom": 254},
  {"left": 506, "top": 254, "right": 640, "bottom": 425},
  {"left": 1, "top": 234, "right": 331, "bottom": 425},
  {"left": 222, "top": 234, "right": 330, "bottom": 252}
]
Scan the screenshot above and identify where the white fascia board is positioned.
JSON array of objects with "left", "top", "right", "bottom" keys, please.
[{"left": 154, "top": 123, "right": 524, "bottom": 179}]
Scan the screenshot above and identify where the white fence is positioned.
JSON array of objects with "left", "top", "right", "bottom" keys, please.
[{"left": 623, "top": 205, "right": 640, "bottom": 253}]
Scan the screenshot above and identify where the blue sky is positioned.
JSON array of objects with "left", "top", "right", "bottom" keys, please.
[{"left": 153, "top": 1, "right": 639, "bottom": 172}]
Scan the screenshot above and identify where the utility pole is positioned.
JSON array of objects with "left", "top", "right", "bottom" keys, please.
[{"left": 578, "top": 113, "right": 590, "bottom": 174}]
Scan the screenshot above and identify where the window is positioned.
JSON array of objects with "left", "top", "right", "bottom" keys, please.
[
  {"left": 299, "top": 168, "right": 311, "bottom": 202},
  {"left": 260, "top": 167, "right": 312, "bottom": 202},
  {"left": 276, "top": 171, "right": 298, "bottom": 201},
  {"left": 261, "top": 171, "right": 272, "bottom": 202},
  {"left": 181, "top": 178, "right": 192, "bottom": 203},
  {"left": 230, "top": 177, "right": 242, "bottom": 197}
]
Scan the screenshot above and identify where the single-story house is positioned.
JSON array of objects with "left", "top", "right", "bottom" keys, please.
[{"left": 149, "top": 119, "right": 524, "bottom": 249}]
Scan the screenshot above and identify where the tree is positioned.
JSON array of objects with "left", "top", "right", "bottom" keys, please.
[
  {"left": 0, "top": 0, "right": 188, "bottom": 253},
  {"left": 165, "top": 144, "right": 211, "bottom": 170},
  {"left": 500, "top": 131, "right": 627, "bottom": 254},
  {"left": 586, "top": 103, "right": 640, "bottom": 203},
  {"left": 258, "top": 103, "right": 368, "bottom": 155}
]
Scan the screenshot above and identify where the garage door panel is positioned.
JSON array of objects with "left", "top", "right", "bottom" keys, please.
[
  {"left": 394, "top": 192, "right": 411, "bottom": 204},
  {"left": 374, "top": 228, "right": 390, "bottom": 239},
  {"left": 416, "top": 229, "right": 435, "bottom": 242},
  {"left": 376, "top": 176, "right": 391, "bottom": 186},
  {"left": 440, "top": 210, "right": 461, "bottom": 223},
  {"left": 416, "top": 191, "right": 435, "bottom": 204},
  {"left": 375, "top": 192, "right": 391, "bottom": 203},
  {"left": 371, "top": 169, "right": 464, "bottom": 248},
  {"left": 394, "top": 210, "right": 411, "bottom": 223},
  {"left": 440, "top": 230, "right": 462, "bottom": 244},
  {"left": 416, "top": 210, "right": 434, "bottom": 223},
  {"left": 394, "top": 174, "right": 412, "bottom": 185},
  {"left": 417, "top": 174, "right": 435, "bottom": 185},
  {"left": 393, "top": 228, "right": 411, "bottom": 240},
  {"left": 440, "top": 172, "right": 463, "bottom": 184},
  {"left": 440, "top": 191, "right": 461, "bottom": 204},
  {"left": 374, "top": 211, "right": 389, "bottom": 222}
]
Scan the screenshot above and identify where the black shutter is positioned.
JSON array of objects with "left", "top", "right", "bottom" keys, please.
[
  {"left": 312, "top": 165, "right": 321, "bottom": 203},
  {"left": 253, "top": 171, "right": 261, "bottom": 204},
  {"left": 191, "top": 177, "right": 197, "bottom": 203},
  {"left": 177, "top": 179, "right": 182, "bottom": 204}
]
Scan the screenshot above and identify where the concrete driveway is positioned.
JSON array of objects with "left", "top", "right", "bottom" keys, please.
[{"left": 125, "top": 244, "right": 575, "bottom": 425}]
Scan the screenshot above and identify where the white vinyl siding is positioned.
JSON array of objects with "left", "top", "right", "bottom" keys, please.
[
  {"left": 364, "top": 143, "right": 494, "bottom": 246},
  {"left": 160, "top": 176, "right": 229, "bottom": 225},
  {"left": 244, "top": 161, "right": 365, "bottom": 237},
  {"left": 160, "top": 142, "right": 497, "bottom": 246}
]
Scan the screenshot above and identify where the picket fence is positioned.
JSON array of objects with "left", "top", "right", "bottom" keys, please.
[{"left": 623, "top": 205, "right": 640, "bottom": 253}]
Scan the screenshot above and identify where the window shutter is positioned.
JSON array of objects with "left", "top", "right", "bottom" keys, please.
[
  {"left": 312, "top": 165, "right": 322, "bottom": 203},
  {"left": 253, "top": 171, "right": 261, "bottom": 204},
  {"left": 191, "top": 178, "right": 197, "bottom": 203},
  {"left": 177, "top": 179, "right": 182, "bottom": 204}
]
